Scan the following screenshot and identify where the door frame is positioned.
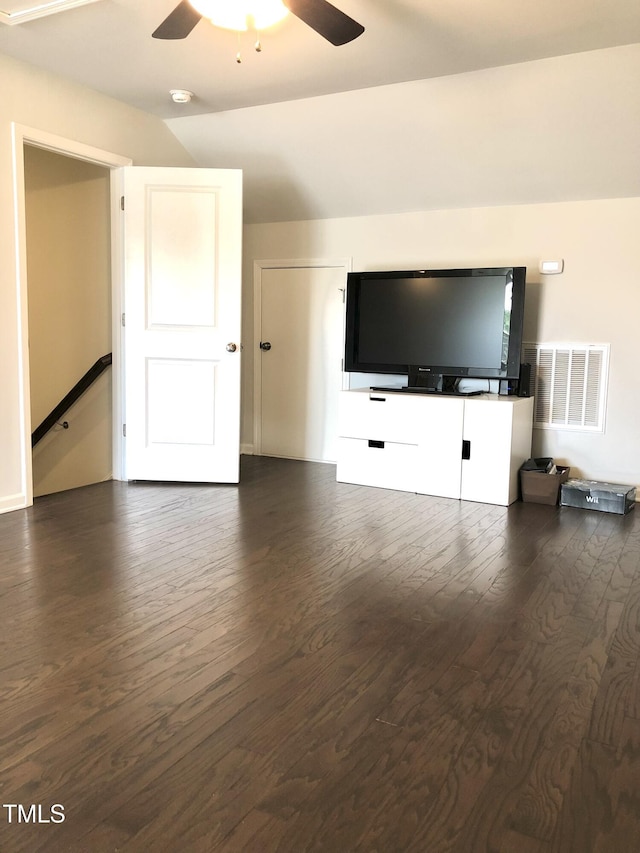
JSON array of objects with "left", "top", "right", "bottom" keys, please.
[
  {"left": 11, "top": 123, "right": 132, "bottom": 507},
  {"left": 252, "top": 258, "right": 351, "bottom": 457}
]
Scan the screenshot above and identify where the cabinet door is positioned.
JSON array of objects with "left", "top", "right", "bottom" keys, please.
[
  {"left": 460, "top": 399, "right": 514, "bottom": 505},
  {"left": 415, "top": 397, "right": 465, "bottom": 499}
]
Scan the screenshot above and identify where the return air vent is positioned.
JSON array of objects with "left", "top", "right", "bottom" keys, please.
[
  {"left": 0, "top": 0, "right": 102, "bottom": 26},
  {"left": 522, "top": 343, "right": 609, "bottom": 432}
]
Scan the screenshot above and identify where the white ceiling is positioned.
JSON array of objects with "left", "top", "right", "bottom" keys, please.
[{"left": 1, "top": 0, "right": 640, "bottom": 119}]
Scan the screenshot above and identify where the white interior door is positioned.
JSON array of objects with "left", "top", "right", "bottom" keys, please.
[
  {"left": 256, "top": 264, "right": 347, "bottom": 463},
  {"left": 122, "top": 166, "right": 242, "bottom": 483}
]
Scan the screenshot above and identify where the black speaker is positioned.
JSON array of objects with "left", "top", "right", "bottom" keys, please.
[{"left": 517, "top": 363, "right": 532, "bottom": 397}]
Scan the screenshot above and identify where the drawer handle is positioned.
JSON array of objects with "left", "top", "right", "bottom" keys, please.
[
  {"left": 462, "top": 440, "right": 471, "bottom": 460},
  {"left": 368, "top": 440, "right": 385, "bottom": 449},
  {"left": 370, "top": 396, "right": 386, "bottom": 402}
]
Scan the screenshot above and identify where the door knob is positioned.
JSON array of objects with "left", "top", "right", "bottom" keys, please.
[
  {"left": 260, "top": 341, "right": 272, "bottom": 351},
  {"left": 226, "top": 342, "right": 238, "bottom": 352}
]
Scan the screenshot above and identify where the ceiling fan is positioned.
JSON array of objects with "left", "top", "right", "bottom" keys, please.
[{"left": 152, "top": 0, "right": 365, "bottom": 47}]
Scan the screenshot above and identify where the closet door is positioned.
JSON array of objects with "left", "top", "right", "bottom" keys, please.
[{"left": 256, "top": 264, "right": 346, "bottom": 463}]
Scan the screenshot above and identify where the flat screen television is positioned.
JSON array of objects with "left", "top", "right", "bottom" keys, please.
[{"left": 344, "top": 266, "right": 526, "bottom": 394}]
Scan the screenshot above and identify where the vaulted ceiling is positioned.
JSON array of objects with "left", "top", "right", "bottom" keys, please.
[
  {"left": 0, "top": 0, "right": 639, "bottom": 118},
  {"left": 3, "top": 1, "right": 640, "bottom": 223}
]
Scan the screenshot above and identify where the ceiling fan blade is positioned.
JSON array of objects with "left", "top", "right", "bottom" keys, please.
[
  {"left": 152, "top": 1, "right": 202, "bottom": 40},
  {"left": 284, "top": 0, "right": 364, "bottom": 46}
]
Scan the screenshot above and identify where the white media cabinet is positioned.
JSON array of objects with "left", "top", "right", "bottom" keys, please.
[{"left": 336, "top": 388, "right": 534, "bottom": 506}]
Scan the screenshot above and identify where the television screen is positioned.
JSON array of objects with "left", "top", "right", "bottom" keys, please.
[{"left": 344, "top": 267, "right": 526, "bottom": 390}]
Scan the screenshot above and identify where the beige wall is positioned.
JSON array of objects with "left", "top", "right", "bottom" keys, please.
[
  {"left": 243, "top": 197, "right": 640, "bottom": 488},
  {"left": 2, "top": 48, "right": 639, "bottom": 508},
  {"left": 0, "top": 52, "right": 195, "bottom": 512},
  {"left": 25, "top": 146, "right": 111, "bottom": 496}
]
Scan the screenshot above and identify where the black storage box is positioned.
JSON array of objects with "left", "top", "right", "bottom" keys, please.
[
  {"left": 520, "top": 457, "right": 554, "bottom": 473},
  {"left": 560, "top": 479, "right": 636, "bottom": 515},
  {"left": 520, "top": 462, "right": 570, "bottom": 505}
]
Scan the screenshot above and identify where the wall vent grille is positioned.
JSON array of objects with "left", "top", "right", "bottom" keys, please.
[{"left": 522, "top": 343, "right": 609, "bottom": 432}]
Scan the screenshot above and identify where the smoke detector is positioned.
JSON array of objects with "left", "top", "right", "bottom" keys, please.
[{"left": 170, "top": 89, "right": 194, "bottom": 104}]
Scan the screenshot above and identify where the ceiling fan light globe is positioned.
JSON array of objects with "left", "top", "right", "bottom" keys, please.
[
  {"left": 250, "top": 0, "right": 289, "bottom": 29},
  {"left": 190, "top": 1, "right": 247, "bottom": 30},
  {"left": 189, "top": 0, "right": 288, "bottom": 32}
]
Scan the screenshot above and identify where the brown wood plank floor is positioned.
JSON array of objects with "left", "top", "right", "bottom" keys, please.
[{"left": 1, "top": 455, "right": 639, "bottom": 852}]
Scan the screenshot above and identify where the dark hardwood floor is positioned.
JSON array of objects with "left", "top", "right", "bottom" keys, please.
[{"left": 1, "top": 455, "right": 639, "bottom": 852}]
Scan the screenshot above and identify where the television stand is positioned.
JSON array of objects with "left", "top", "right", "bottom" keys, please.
[{"left": 337, "top": 388, "right": 534, "bottom": 505}]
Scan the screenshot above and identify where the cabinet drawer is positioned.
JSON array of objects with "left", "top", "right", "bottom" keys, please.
[
  {"left": 338, "top": 391, "right": 421, "bottom": 443},
  {"left": 336, "top": 437, "right": 418, "bottom": 492}
]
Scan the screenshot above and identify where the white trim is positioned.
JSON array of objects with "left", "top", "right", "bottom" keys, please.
[
  {"left": 0, "top": 0, "right": 102, "bottom": 26},
  {"left": 240, "top": 443, "right": 255, "bottom": 455},
  {"left": 110, "top": 168, "right": 126, "bottom": 480},
  {"left": 252, "top": 257, "right": 351, "bottom": 457},
  {"left": 11, "top": 123, "right": 132, "bottom": 509},
  {"left": 0, "top": 493, "right": 28, "bottom": 515},
  {"left": 13, "top": 125, "right": 131, "bottom": 167},
  {"left": 10, "top": 125, "right": 33, "bottom": 510}
]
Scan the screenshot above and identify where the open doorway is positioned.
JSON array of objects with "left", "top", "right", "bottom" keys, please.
[
  {"left": 24, "top": 145, "right": 113, "bottom": 497},
  {"left": 11, "top": 125, "right": 132, "bottom": 511}
]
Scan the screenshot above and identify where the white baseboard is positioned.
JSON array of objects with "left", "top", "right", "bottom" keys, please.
[
  {"left": 240, "top": 444, "right": 255, "bottom": 455},
  {"left": 0, "top": 492, "right": 29, "bottom": 514}
]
